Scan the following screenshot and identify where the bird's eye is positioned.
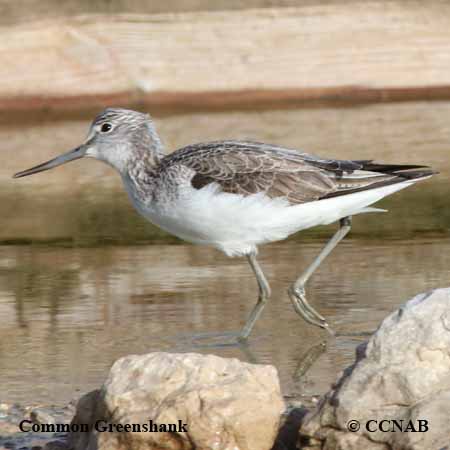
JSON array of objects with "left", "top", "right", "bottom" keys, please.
[{"left": 100, "top": 123, "right": 113, "bottom": 133}]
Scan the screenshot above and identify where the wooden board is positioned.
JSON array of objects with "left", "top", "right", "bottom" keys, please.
[{"left": 2, "top": 2, "right": 450, "bottom": 111}]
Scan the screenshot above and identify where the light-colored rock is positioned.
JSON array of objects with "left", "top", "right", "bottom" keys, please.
[
  {"left": 69, "top": 352, "right": 284, "bottom": 450},
  {"left": 300, "top": 288, "right": 450, "bottom": 450}
]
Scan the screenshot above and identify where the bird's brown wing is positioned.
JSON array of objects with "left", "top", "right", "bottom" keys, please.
[{"left": 161, "top": 141, "right": 432, "bottom": 204}]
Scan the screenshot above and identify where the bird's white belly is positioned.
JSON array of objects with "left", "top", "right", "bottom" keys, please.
[{"left": 129, "top": 180, "right": 415, "bottom": 257}]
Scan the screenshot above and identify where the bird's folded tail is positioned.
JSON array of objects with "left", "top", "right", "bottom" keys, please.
[
  {"left": 395, "top": 168, "right": 437, "bottom": 180},
  {"left": 356, "top": 162, "right": 437, "bottom": 180},
  {"left": 322, "top": 164, "right": 437, "bottom": 200}
]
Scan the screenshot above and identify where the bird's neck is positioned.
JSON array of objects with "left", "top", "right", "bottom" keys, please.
[{"left": 124, "top": 143, "right": 164, "bottom": 202}]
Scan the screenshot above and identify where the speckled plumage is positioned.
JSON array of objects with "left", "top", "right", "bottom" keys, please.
[
  {"left": 72, "top": 109, "right": 428, "bottom": 257},
  {"left": 14, "top": 108, "right": 435, "bottom": 254},
  {"left": 125, "top": 137, "right": 426, "bottom": 207},
  {"left": 154, "top": 140, "right": 422, "bottom": 203},
  {"left": 13, "top": 108, "right": 436, "bottom": 339}
]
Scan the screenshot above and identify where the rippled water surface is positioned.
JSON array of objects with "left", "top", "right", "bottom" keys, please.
[
  {"left": 1, "top": 236, "right": 449, "bottom": 405},
  {"left": 1, "top": 102, "right": 450, "bottom": 406}
]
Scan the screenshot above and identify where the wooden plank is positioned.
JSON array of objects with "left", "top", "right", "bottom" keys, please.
[
  {"left": 2, "top": 2, "right": 450, "bottom": 111},
  {"left": 0, "top": 0, "right": 343, "bottom": 26}
]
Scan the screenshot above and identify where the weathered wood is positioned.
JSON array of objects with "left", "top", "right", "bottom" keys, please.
[
  {"left": 0, "top": 0, "right": 330, "bottom": 26},
  {"left": 2, "top": 2, "right": 450, "bottom": 112}
]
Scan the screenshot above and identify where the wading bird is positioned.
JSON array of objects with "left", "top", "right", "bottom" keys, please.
[{"left": 14, "top": 108, "right": 435, "bottom": 341}]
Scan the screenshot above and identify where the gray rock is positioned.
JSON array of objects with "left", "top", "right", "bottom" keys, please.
[
  {"left": 300, "top": 288, "right": 450, "bottom": 450},
  {"left": 69, "top": 352, "right": 284, "bottom": 450}
]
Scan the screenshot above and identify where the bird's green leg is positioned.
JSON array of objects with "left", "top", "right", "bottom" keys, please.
[
  {"left": 238, "top": 251, "right": 271, "bottom": 341},
  {"left": 288, "top": 216, "right": 352, "bottom": 333},
  {"left": 184, "top": 251, "right": 270, "bottom": 347}
]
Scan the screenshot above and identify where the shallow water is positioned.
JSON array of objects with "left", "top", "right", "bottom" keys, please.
[
  {"left": 1, "top": 101, "right": 450, "bottom": 406},
  {"left": 1, "top": 235, "right": 449, "bottom": 406}
]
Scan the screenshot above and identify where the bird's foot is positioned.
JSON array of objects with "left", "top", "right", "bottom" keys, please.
[{"left": 288, "top": 286, "right": 335, "bottom": 336}]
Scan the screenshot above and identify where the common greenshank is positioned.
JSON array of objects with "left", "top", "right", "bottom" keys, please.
[{"left": 14, "top": 108, "right": 436, "bottom": 341}]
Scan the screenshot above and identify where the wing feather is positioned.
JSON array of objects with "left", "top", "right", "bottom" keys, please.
[{"left": 160, "top": 141, "right": 433, "bottom": 205}]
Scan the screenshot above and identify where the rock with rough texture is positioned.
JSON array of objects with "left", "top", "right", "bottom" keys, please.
[
  {"left": 300, "top": 288, "right": 450, "bottom": 450},
  {"left": 69, "top": 352, "right": 284, "bottom": 450}
]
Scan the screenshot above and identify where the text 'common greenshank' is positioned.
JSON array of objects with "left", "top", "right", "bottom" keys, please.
[{"left": 14, "top": 108, "right": 436, "bottom": 342}]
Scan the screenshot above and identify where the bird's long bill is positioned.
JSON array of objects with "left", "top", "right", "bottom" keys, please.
[{"left": 13, "top": 145, "right": 87, "bottom": 179}]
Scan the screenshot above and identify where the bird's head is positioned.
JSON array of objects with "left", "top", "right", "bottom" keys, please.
[{"left": 13, "top": 108, "right": 163, "bottom": 179}]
